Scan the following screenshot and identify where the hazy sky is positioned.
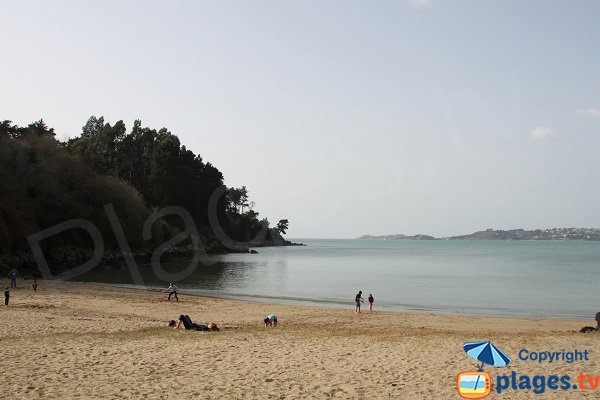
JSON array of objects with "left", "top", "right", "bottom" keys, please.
[{"left": 2, "top": 1, "right": 599, "bottom": 238}]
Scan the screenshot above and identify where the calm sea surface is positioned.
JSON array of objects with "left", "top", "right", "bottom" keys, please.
[{"left": 76, "top": 239, "right": 600, "bottom": 319}]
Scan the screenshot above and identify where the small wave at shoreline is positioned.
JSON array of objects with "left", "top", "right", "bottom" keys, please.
[{"left": 85, "top": 281, "right": 589, "bottom": 320}]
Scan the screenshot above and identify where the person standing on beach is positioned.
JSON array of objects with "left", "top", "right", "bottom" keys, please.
[
  {"left": 368, "top": 293, "right": 374, "bottom": 312},
  {"left": 31, "top": 279, "right": 38, "bottom": 297},
  {"left": 355, "top": 290, "right": 364, "bottom": 313},
  {"left": 8, "top": 270, "right": 17, "bottom": 288},
  {"left": 162, "top": 283, "right": 180, "bottom": 301},
  {"left": 4, "top": 287, "right": 9, "bottom": 306}
]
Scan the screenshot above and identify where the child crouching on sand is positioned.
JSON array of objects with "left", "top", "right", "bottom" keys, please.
[{"left": 264, "top": 314, "right": 277, "bottom": 327}]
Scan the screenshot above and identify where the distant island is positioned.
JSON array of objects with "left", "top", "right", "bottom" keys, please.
[
  {"left": 359, "top": 228, "right": 600, "bottom": 241},
  {"left": 359, "top": 234, "right": 436, "bottom": 240}
]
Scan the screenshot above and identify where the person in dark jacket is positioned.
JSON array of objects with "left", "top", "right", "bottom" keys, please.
[
  {"left": 169, "top": 315, "right": 219, "bottom": 331},
  {"left": 355, "top": 290, "right": 363, "bottom": 313},
  {"left": 368, "top": 293, "right": 374, "bottom": 312},
  {"left": 8, "top": 270, "right": 17, "bottom": 288}
]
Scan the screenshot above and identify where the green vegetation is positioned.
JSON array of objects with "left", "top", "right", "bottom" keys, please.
[
  {"left": 0, "top": 117, "right": 293, "bottom": 273},
  {"left": 277, "top": 219, "right": 289, "bottom": 235}
]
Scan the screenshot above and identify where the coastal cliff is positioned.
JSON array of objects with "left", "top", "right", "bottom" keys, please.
[{"left": 0, "top": 117, "right": 300, "bottom": 276}]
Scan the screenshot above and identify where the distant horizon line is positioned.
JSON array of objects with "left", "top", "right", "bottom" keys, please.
[{"left": 288, "top": 227, "right": 600, "bottom": 240}]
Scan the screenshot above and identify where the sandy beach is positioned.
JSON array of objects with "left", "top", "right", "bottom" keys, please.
[{"left": 0, "top": 280, "right": 598, "bottom": 399}]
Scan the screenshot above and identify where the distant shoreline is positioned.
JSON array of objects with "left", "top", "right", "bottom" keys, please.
[
  {"left": 75, "top": 280, "right": 590, "bottom": 320},
  {"left": 359, "top": 227, "right": 600, "bottom": 241}
]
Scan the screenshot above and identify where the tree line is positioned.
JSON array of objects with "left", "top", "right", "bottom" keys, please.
[{"left": 0, "top": 117, "right": 290, "bottom": 272}]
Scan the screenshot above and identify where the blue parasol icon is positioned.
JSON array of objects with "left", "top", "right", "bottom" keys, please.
[
  {"left": 464, "top": 341, "right": 511, "bottom": 370},
  {"left": 463, "top": 341, "right": 511, "bottom": 392}
]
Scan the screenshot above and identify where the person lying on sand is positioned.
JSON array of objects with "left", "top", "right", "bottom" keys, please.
[
  {"left": 264, "top": 314, "right": 278, "bottom": 327},
  {"left": 168, "top": 314, "right": 219, "bottom": 331},
  {"left": 579, "top": 312, "right": 600, "bottom": 333}
]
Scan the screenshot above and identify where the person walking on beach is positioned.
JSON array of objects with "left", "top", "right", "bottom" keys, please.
[
  {"left": 162, "top": 283, "right": 180, "bottom": 301},
  {"left": 355, "top": 290, "right": 364, "bottom": 313},
  {"left": 4, "top": 287, "right": 9, "bottom": 306},
  {"left": 8, "top": 270, "right": 17, "bottom": 288},
  {"left": 368, "top": 293, "right": 374, "bottom": 312},
  {"left": 31, "top": 279, "right": 38, "bottom": 297},
  {"left": 595, "top": 312, "right": 600, "bottom": 331}
]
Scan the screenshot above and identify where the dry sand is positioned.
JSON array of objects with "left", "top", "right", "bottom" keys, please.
[{"left": 0, "top": 280, "right": 598, "bottom": 399}]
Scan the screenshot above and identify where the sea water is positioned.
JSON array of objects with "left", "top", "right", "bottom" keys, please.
[{"left": 75, "top": 239, "right": 600, "bottom": 319}]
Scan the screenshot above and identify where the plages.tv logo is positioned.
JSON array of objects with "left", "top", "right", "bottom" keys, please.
[{"left": 456, "top": 341, "right": 511, "bottom": 399}]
